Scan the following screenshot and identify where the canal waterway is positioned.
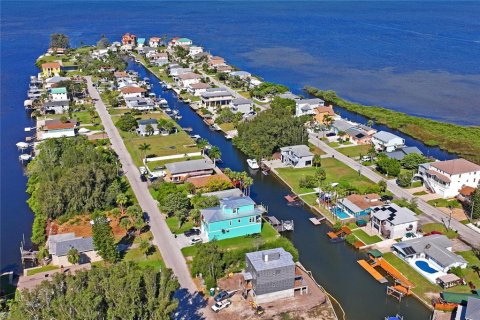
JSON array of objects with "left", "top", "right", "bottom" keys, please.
[{"left": 128, "top": 60, "right": 433, "bottom": 319}]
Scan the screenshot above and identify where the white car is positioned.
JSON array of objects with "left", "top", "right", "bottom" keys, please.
[
  {"left": 211, "top": 299, "right": 231, "bottom": 313},
  {"left": 139, "top": 166, "right": 148, "bottom": 175},
  {"left": 189, "top": 237, "right": 202, "bottom": 245}
]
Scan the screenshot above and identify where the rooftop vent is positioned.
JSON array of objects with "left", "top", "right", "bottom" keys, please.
[{"left": 262, "top": 252, "right": 280, "bottom": 262}]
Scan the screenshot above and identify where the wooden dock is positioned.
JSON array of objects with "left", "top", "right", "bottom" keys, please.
[
  {"left": 357, "top": 260, "right": 388, "bottom": 284},
  {"left": 266, "top": 216, "right": 294, "bottom": 232},
  {"left": 309, "top": 217, "right": 325, "bottom": 225}
]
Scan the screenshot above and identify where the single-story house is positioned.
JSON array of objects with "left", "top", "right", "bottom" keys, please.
[
  {"left": 43, "top": 100, "right": 70, "bottom": 114},
  {"left": 344, "top": 127, "right": 371, "bottom": 145},
  {"left": 336, "top": 193, "right": 383, "bottom": 218},
  {"left": 391, "top": 234, "right": 467, "bottom": 272},
  {"left": 314, "top": 106, "right": 335, "bottom": 124},
  {"left": 295, "top": 98, "right": 324, "bottom": 117},
  {"left": 137, "top": 118, "right": 159, "bottom": 136},
  {"left": 278, "top": 92, "right": 300, "bottom": 100},
  {"left": 165, "top": 159, "right": 215, "bottom": 183},
  {"left": 51, "top": 87, "right": 68, "bottom": 101},
  {"left": 201, "top": 196, "right": 264, "bottom": 241},
  {"left": 187, "top": 82, "right": 211, "bottom": 96},
  {"left": 120, "top": 86, "right": 146, "bottom": 98},
  {"left": 230, "top": 71, "right": 251, "bottom": 79},
  {"left": 136, "top": 38, "right": 146, "bottom": 49},
  {"left": 169, "top": 67, "right": 192, "bottom": 77},
  {"left": 170, "top": 37, "right": 192, "bottom": 47},
  {"left": 280, "top": 145, "right": 314, "bottom": 168},
  {"left": 356, "top": 124, "right": 377, "bottom": 136},
  {"left": 42, "top": 119, "right": 77, "bottom": 139},
  {"left": 331, "top": 119, "right": 355, "bottom": 134},
  {"left": 230, "top": 98, "right": 253, "bottom": 115},
  {"left": 457, "top": 185, "right": 476, "bottom": 204},
  {"left": 372, "top": 131, "right": 405, "bottom": 152},
  {"left": 188, "top": 46, "right": 203, "bottom": 56},
  {"left": 370, "top": 203, "right": 419, "bottom": 239},
  {"left": 175, "top": 72, "right": 202, "bottom": 88},
  {"left": 201, "top": 188, "right": 244, "bottom": 199},
  {"left": 44, "top": 76, "right": 69, "bottom": 89},
  {"left": 216, "top": 65, "right": 233, "bottom": 73},
  {"left": 124, "top": 97, "right": 155, "bottom": 111},
  {"left": 208, "top": 56, "right": 226, "bottom": 67},
  {"left": 47, "top": 232, "right": 101, "bottom": 266},
  {"left": 385, "top": 146, "right": 423, "bottom": 161}
]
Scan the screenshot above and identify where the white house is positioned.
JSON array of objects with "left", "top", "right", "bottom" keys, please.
[
  {"left": 124, "top": 97, "right": 155, "bottom": 111},
  {"left": 91, "top": 48, "right": 109, "bottom": 59},
  {"left": 418, "top": 158, "right": 480, "bottom": 198},
  {"left": 43, "top": 100, "right": 69, "bottom": 114},
  {"left": 41, "top": 119, "right": 76, "bottom": 140},
  {"left": 120, "top": 86, "right": 146, "bottom": 98},
  {"left": 230, "top": 98, "right": 253, "bottom": 115},
  {"left": 149, "top": 37, "right": 161, "bottom": 47},
  {"left": 169, "top": 67, "right": 191, "bottom": 77},
  {"left": 230, "top": 71, "right": 251, "bottom": 79},
  {"left": 189, "top": 46, "right": 203, "bottom": 56},
  {"left": 280, "top": 145, "right": 314, "bottom": 168},
  {"left": 137, "top": 119, "right": 159, "bottom": 136},
  {"left": 50, "top": 87, "right": 68, "bottom": 101},
  {"left": 200, "top": 87, "right": 235, "bottom": 110},
  {"left": 371, "top": 131, "right": 405, "bottom": 152},
  {"left": 187, "top": 82, "right": 211, "bottom": 96},
  {"left": 295, "top": 98, "right": 324, "bottom": 117},
  {"left": 47, "top": 233, "right": 101, "bottom": 267},
  {"left": 175, "top": 72, "right": 202, "bottom": 88},
  {"left": 370, "top": 203, "right": 418, "bottom": 239}
]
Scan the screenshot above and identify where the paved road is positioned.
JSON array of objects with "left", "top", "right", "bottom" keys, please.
[
  {"left": 86, "top": 77, "right": 197, "bottom": 292},
  {"left": 309, "top": 134, "right": 480, "bottom": 249}
]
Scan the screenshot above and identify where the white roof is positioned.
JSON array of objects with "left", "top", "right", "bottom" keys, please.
[
  {"left": 373, "top": 131, "right": 402, "bottom": 143},
  {"left": 371, "top": 203, "right": 418, "bottom": 225}
]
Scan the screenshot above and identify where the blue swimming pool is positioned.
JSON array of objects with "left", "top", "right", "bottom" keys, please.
[
  {"left": 332, "top": 207, "right": 351, "bottom": 219},
  {"left": 415, "top": 260, "right": 438, "bottom": 274}
]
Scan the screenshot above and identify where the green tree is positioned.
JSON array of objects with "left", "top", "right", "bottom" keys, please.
[
  {"left": 376, "top": 157, "right": 401, "bottom": 177},
  {"left": 469, "top": 188, "right": 480, "bottom": 219},
  {"left": 191, "top": 242, "right": 225, "bottom": 288},
  {"left": 145, "top": 124, "right": 154, "bottom": 136},
  {"left": 196, "top": 138, "right": 209, "bottom": 155},
  {"left": 67, "top": 247, "right": 80, "bottom": 265},
  {"left": 116, "top": 114, "right": 137, "bottom": 131},
  {"left": 401, "top": 153, "right": 428, "bottom": 170},
  {"left": 270, "top": 97, "right": 296, "bottom": 115},
  {"left": 313, "top": 154, "right": 322, "bottom": 167},
  {"left": 116, "top": 193, "right": 128, "bottom": 214},
  {"left": 397, "top": 171, "right": 413, "bottom": 187},
  {"left": 139, "top": 238, "right": 151, "bottom": 258},
  {"left": 96, "top": 35, "right": 110, "bottom": 49},
  {"left": 315, "top": 167, "right": 327, "bottom": 185},
  {"left": 161, "top": 192, "right": 190, "bottom": 216},
  {"left": 204, "top": 176, "right": 232, "bottom": 192},
  {"left": 50, "top": 33, "right": 70, "bottom": 48},
  {"left": 208, "top": 146, "right": 221, "bottom": 165},
  {"left": 92, "top": 217, "right": 119, "bottom": 263},
  {"left": 138, "top": 143, "right": 151, "bottom": 160},
  {"left": 378, "top": 179, "right": 387, "bottom": 193}
]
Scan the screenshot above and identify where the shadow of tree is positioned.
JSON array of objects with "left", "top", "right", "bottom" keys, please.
[{"left": 173, "top": 288, "right": 208, "bottom": 320}]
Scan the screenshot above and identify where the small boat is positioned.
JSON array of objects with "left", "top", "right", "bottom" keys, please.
[
  {"left": 19, "top": 154, "right": 32, "bottom": 162},
  {"left": 262, "top": 170, "right": 269, "bottom": 176},
  {"left": 174, "top": 115, "right": 182, "bottom": 120},
  {"left": 182, "top": 127, "right": 193, "bottom": 132},
  {"left": 166, "top": 84, "right": 172, "bottom": 89},
  {"left": 225, "top": 134, "right": 232, "bottom": 140},
  {"left": 78, "top": 127, "right": 91, "bottom": 133},
  {"left": 247, "top": 159, "right": 259, "bottom": 169},
  {"left": 190, "top": 134, "right": 201, "bottom": 141},
  {"left": 212, "top": 124, "right": 221, "bottom": 131},
  {"left": 282, "top": 221, "right": 294, "bottom": 231},
  {"left": 172, "top": 110, "right": 179, "bottom": 115},
  {"left": 165, "top": 108, "right": 172, "bottom": 112},
  {"left": 16, "top": 142, "right": 29, "bottom": 150},
  {"left": 134, "top": 59, "right": 140, "bottom": 63}
]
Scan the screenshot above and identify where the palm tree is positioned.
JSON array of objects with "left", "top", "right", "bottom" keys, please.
[
  {"left": 367, "top": 119, "right": 374, "bottom": 127},
  {"left": 139, "top": 238, "right": 151, "bottom": 258},
  {"left": 209, "top": 146, "right": 221, "bottom": 165},
  {"left": 196, "top": 138, "right": 209, "bottom": 155},
  {"left": 67, "top": 247, "right": 80, "bottom": 265},
  {"left": 116, "top": 193, "right": 128, "bottom": 215},
  {"left": 138, "top": 142, "right": 151, "bottom": 161},
  {"left": 242, "top": 176, "right": 254, "bottom": 196},
  {"left": 145, "top": 124, "right": 154, "bottom": 136},
  {"left": 323, "top": 114, "right": 333, "bottom": 130}
]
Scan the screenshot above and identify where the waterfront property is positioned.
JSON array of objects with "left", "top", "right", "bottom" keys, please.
[
  {"left": 280, "top": 145, "right": 314, "bottom": 168},
  {"left": 200, "top": 87, "right": 234, "bottom": 110},
  {"left": 200, "top": 196, "right": 264, "bottom": 241},
  {"left": 243, "top": 248, "right": 304, "bottom": 303},
  {"left": 371, "top": 131, "right": 405, "bottom": 152},
  {"left": 41, "top": 62, "right": 61, "bottom": 77},
  {"left": 43, "top": 100, "right": 69, "bottom": 114},
  {"left": 201, "top": 188, "right": 244, "bottom": 199},
  {"left": 165, "top": 158, "right": 215, "bottom": 183},
  {"left": 120, "top": 86, "right": 146, "bottom": 98},
  {"left": 370, "top": 203, "right": 418, "bottom": 239},
  {"left": 344, "top": 127, "right": 371, "bottom": 145},
  {"left": 331, "top": 118, "right": 355, "bottom": 134},
  {"left": 295, "top": 98, "right": 324, "bottom": 117},
  {"left": 335, "top": 193, "right": 383, "bottom": 219},
  {"left": 149, "top": 36, "right": 161, "bottom": 47},
  {"left": 313, "top": 105, "right": 335, "bottom": 124},
  {"left": 386, "top": 146, "right": 423, "bottom": 161},
  {"left": 47, "top": 232, "right": 101, "bottom": 267},
  {"left": 136, "top": 118, "right": 159, "bottom": 136},
  {"left": 122, "top": 33, "right": 137, "bottom": 46},
  {"left": 187, "top": 82, "right": 211, "bottom": 96},
  {"left": 40, "top": 118, "right": 77, "bottom": 139},
  {"left": 124, "top": 96, "right": 155, "bottom": 111},
  {"left": 230, "top": 97, "right": 253, "bottom": 115},
  {"left": 50, "top": 87, "right": 68, "bottom": 101},
  {"left": 418, "top": 158, "right": 480, "bottom": 198},
  {"left": 392, "top": 235, "right": 467, "bottom": 283},
  {"left": 174, "top": 72, "right": 202, "bottom": 88}
]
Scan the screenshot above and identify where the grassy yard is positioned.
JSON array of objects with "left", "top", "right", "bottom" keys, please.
[
  {"left": 382, "top": 252, "right": 441, "bottom": 300},
  {"left": 419, "top": 223, "right": 458, "bottom": 239},
  {"left": 449, "top": 250, "right": 480, "bottom": 293},
  {"left": 26, "top": 265, "right": 59, "bottom": 276},
  {"left": 123, "top": 245, "right": 165, "bottom": 270},
  {"left": 276, "top": 157, "right": 375, "bottom": 194},
  {"left": 308, "top": 142, "right": 326, "bottom": 156},
  {"left": 146, "top": 155, "right": 203, "bottom": 171},
  {"left": 327, "top": 141, "right": 340, "bottom": 148},
  {"left": 166, "top": 217, "right": 196, "bottom": 234},
  {"left": 427, "top": 198, "right": 462, "bottom": 209},
  {"left": 413, "top": 191, "right": 428, "bottom": 196},
  {"left": 46, "top": 110, "right": 98, "bottom": 124},
  {"left": 352, "top": 229, "right": 382, "bottom": 245},
  {"left": 337, "top": 144, "right": 372, "bottom": 158},
  {"left": 406, "top": 181, "right": 423, "bottom": 189},
  {"left": 219, "top": 122, "right": 236, "bottom": 132}
]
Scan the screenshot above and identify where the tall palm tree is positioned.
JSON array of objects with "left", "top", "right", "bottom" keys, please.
[
  {"left": 116, "top": 193, "right": 128, "bottom": 215},
  {"left": 209, "top": 146, "right": 221, "bottom": 165},
  {"left": 242, "top": 176, "right": 254, "bottom": 196},
  {"left": 138, "top": 142, "right": 151, "bottom": 161},
  {"left": 323, "top": 114, "right": 333, "bottom": 130},
  {"left": 196, "top": 138, "right": 209, "bottom": 155}
]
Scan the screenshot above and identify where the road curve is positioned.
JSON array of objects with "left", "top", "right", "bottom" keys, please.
[
  {"left": 85, "top": 76, "right": 197, "bottom": 292},
  {"left": 309, "top": 134, "right": 480, "bottom": 249}
]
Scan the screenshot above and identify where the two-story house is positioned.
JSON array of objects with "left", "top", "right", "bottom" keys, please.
[
  {"left": 41, "top": 62, "right": 61, "bottom": 78},
  {"left": 122, "top": 33, "right": 137, "bottom": 46},
  {"left": 230, "top": 98, "right": 253, "bottom": 116},
  {"left": 174, "top": 72, "right": 202, "bottom": 88},
  {"left": 149, "top": 37, "right": 161, "bottom": 47},
  {"left": 243, "top": 248, "right": 300, "bottom": 303},
  {"left": 280, "top": 145, "right": 314, "bottom": 168},
  {"left": 201, "top": 196, "right": 264, "bottom": 241},
  {"left": 370, "top": 203, "right": 419, "bottom": 239},
  {"left": 120, "top": 86, "right": 146, "bottom": 99},
  {"left": 200, "top": 87, "right": 234, "bottom": 110},
  {"left": 50, "top": 87, "right": 68, "bottom": 101},
  {"left": 418, "top": 158, "right": 480, "bottom": 198},
  {"left": 295, "top": 98, "right": 325, "bottom": 117},
  {"left": 371, "top": 131, "right": 405, "bottom": 152},
  {"left": 165, "top": 159, "right": 215, "bottom": 183}
]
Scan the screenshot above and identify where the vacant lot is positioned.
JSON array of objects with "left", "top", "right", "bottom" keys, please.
[{"left": 337, "top": 144, "right": 372, "bottom": 158}]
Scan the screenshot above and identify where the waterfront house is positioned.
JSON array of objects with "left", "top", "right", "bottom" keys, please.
[
  {"left": 336, "top": 193, "right": 383, "bottom": 218},
  {"left": 41, "top": 62, "right": 61, "bottom": 78},
  {"left": 136, "top": 38, "right": 146, "bottom": 51},
  {"left": 280, "top": 145, "right": 314, "bottom": 168},
  {"left": 169, "top": 37, "right": 193, "bottom": 47},
  {"left": 149, "top": 37, "right": 161, "bottom": 47},
  {"left": 114, "top": 71, "right": 129, "bottom": 81},
  {"left": 278, "top": 92, "right": 301, "bottom": 100},
  {"left": 201, "top": 188, "right": 244, "bottom": 199},
  {"left": 122, "top": 33, "right": 137, "bottom": 46},
  {"left": 169, "top": 67, "right": 192, "bottom": 77},
  {"left": 47, "top": 233, "right": 101, "bottom": 267},
  {"left": 187, "top": 82, "right": 211, "bottom": 96},
  {"left": 344, "top": 127, "right": 371, "bottom": 145},
  {"left": 124, "top": 97, "right": 155, "bottom": 111},
  {"left": 43, "top": 100, "right": 69, "bottom": 114},
  {"left": 249, "top": 78, "right": 263, "bottom": 88},
  {"left": 165, "top": 159, "right": 215, "bottom": 183},
  {"left": 418, "top": 158, "right": 480, "bottom": 198},
  {"left": 370, "top": 203, "right": 418, "bottom": 239},
  {"left": 47, "top": 47, "right": 66, "bottom": 55},
  {"left": 91, "top": 48, "right": 109, "bottom": 60},
  {"left": 356, "top": 124, "right": 377, "bottom": 136},
  {"left": 457, "top": 186, "right": 476, "bottom": 204},
  {"left": 372, "top": 131, "right": 405, "bottom": 152},
  {"left": 44, "top": 75, "right": 69, "bottom": 89},
  {"left": 208, "top": 56, "right": 226, "bottom": 68},
  {"left": 200, "top": 196, "right": 264, "bottom": 241},
  {"left": 216, "top": 65, "right": 233, "bottom": 73},
  {"left": 175, "top": 72, "right": 202, "bottom": 88},
  {"left": 188, "top": 46, "right": 203, "bottom": 56},
  {"left": 391, "top": 234, "right": 467, "bottom": 272},
  {"left": 331, "top": 119, "right": 355, "bottom": 135},
  {"left": 136, "top": 118, "right": 159, "bottom": 136},
  {"left": 313, "top": 106, "right": 335, "bottom": 125},
  {"left": 50, "top": 87, "right": 68, "bottom": 101},
  {"left": 41, "top": 119, "right": 77, "bottom": 139},
  {"left": 230, "top": 71, "right": 251, "bottom": 79},
  {"left": 385, "top": 146, "right": 423, "bottom": 161},
  {"left": 200, "top": 87, "right": 234, "bottom": 110},
  {"left": 120, "top": 86, "right": 146, "bottom": 98},
  {"left": 243, "top": 248, "right": 302, "bottom": 303},
  {"left": 230, "top": 98, "right": 253, "bottom": 115},
  {"left": 295, "top": 98, "right": 325, "bottom": 117},
  {"left": 193, "top": 51, "right": 210, "bottom": 61}
]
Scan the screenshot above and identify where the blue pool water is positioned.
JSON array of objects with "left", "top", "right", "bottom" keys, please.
[
  {"left": 415, "top": 260, "right": 438, "bottom": 274},
  {"left": 332, "top": 207, "right": 351, "bottom": 220}
]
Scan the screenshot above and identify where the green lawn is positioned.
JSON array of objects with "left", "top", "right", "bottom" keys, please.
[
  {"left": 337, "top": 145, "right": 372, "bottom": 158},
  {"left": 413, "top": 191, "right": 428, "bottom": 196},
  {"left": 327, "top": 141, "right": 340, "bottom": 148},
  {"left": 308, "top": 142, "right": 326, "bottom": 155},
  {"left": 276, "top": 157, "right": 375, "bottom": 194},
  {"left": 427, "top": 198, "right": 462, "bottom": 209},
  {"left": 406, "top": 181, "right": 423, "bottom": 189},
  {"left": 219, "top": 122, "right": 235, "bottom": 132},
  {"left": 443, "top": 250, "right": 480, "bottom": 293},
  {"left": 382, "top": 252, "right": 441, "bottom": 300},
  {"left": 47, "top": 110, "right": 98, "bottom": 124},
  {"left": 123, "top": 245, "right": 165, "bottom": 270},
  {"left": 419, "top": 223, "right": 458, "bottom": 239},
  {"left": 166, "top": 217, "right": 195, "bottom": 234},
  {"left": 26, "top": 265, "right": 59, "bottom": 276},
  {"left": 352, "top": 229, "right": 382, "bottom": 245},
  {"left": 146, "top": 155, "right": 203, "bottom": 171}
]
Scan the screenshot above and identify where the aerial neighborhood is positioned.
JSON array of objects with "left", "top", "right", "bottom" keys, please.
[{"left": 8, "top": 31, "right": 480, "bottom": 320}]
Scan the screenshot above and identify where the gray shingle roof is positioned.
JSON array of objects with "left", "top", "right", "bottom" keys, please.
[
  {"left": 371, "top": 203, "right": 418, "bottom": 225},
  {"left": 280, "top": 145, "right": 313, "bottom": 158},
  {"left": 278, "top": 92, "right": 300, "bottom": 100},
  {"left": 201, "top": 87, "right": 233, "bottom": 98},
  {"left": 332, "top": 119, "right": 355, "bottom": 132},
  {"left": 246, "top": 248, "right": 294, "bottom": 272},
  {"left": 231, "top": 98, "right": 252, "bottom": 106},
  {"left": 221, "top": 196, "right": 255, "bottom": 209},
  {"left": 165, "top": 159, "right": 214, "bottom": 175},
  {"left": 201, "top": 188, "right": 243, "bottom": 199},
  {"left": 386, "top": 147, "right": 423, "bottom": 160},
  {"left": 297, "top": 98, "right": 324, "bottom": 106},
  {"left": 465, "top": 297, "right": 480, "bottom": 320},
  {"left": 138, "top": 118, "right": 158, "bottom": 125},
  {"left": 48, "top": 233, "right": 94, "bottom": 257}
]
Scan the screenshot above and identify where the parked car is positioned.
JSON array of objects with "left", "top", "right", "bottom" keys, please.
[
  {"left": 381, "top": 195, "right": 394, "bottom": 202},
  {"left": 184, "top": 228, "right": 201, "bottom": 237},
  {"left": 139, "top": 166, "right": 148, "bottom": 175},
  {"left": 189, "top": 237, "right": 202, "bottom": 245},
  {"left": 326, "top": 132, "right": 336, "bottom": 137},
  {"left": 211, "top": 299, "right": 231, "bottom": 313},
  {"left": 214, "top": 290, "right": 234, "bottom": 302},
  {"left": 140, "top": 174, "right": 147, "bottom": 182}
]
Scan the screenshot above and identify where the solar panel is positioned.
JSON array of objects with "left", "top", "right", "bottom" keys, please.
[{"left": 403, "top": 246, "right": 416, "bottom": 255}]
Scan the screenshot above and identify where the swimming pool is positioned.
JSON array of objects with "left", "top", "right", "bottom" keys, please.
[
  {"left": 332, "top": 207, "right": 351, "bottom": 219},
  {"left": 415, "top": 260, "right": 438, "bottom": 274}
]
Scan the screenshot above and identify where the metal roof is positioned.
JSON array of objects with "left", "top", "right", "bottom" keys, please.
[
  {"left": 201, "top": 188, "right": 243, "bottom": 199},
  {"left": 165, "top": 159, "right": 214, "bottom": 175},
  {"left": 221, "top": 196, "right": 255, "bottom": 209},
  {"left": 246, "top": 248, "right": 294, "bottom": 272},
  {"left": 280, "top": 145, "right": 313, "bottom": 158},
  {"left": 372, "top": 131, "right": 402, "bottom": 143},
  {"left": 51, "top": 87, "right": 67, "bottom": 94},
  {"left": 332, "top": 119, "right": 355, "bottom": 132},
  {"left": 465, "top": 297, "right": 480, "bottom": 319}
]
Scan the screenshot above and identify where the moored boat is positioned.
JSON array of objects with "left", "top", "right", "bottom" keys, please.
[{"left": 247, "top": 159, "right": 259, "bottom": 169}]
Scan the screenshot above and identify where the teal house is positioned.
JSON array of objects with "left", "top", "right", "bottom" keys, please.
[{"left": 201, "top": 196, "right": 264, "bottom": 241}]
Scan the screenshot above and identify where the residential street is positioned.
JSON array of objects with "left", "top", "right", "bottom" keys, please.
[
  {"left": 85, "top": 77, "right": 197, "bottom": 292},
  {"left": 309, "top": 134, "right": 480, "bottom": 249}
]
